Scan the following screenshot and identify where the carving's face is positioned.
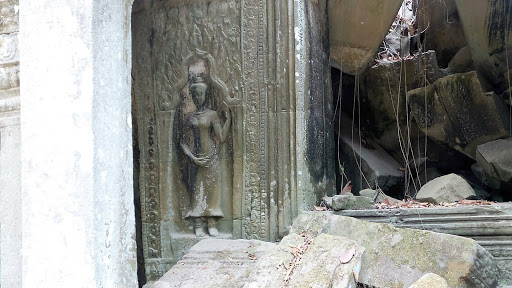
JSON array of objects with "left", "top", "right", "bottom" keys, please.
[{"left": 191, "top": 83, "right": 208, "bottom": 108}]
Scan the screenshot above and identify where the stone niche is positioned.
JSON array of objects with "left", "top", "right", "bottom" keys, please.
[{"left": 132, "top": 0, "right": 336, "bottom": 281}]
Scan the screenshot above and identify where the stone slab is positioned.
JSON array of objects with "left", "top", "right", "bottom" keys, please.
[
  {"left": 0, "top": 118, "right": 20, "bottom": 287},
  {"left": 291, "top": 212, "right": 499, "bottom": 288},
  {"left": 476, "top": 139, "right": 512, "bottom": 183},
  {"left": 149, "top": 239, "right": 276, "bottom": 288},
  {"left": 408, "top": 71, "right": 509, "bottom": 159},
  {"left": 337, "top": 203, "right": 512, "bottom": 285},
  {"left": 328, "top": 0, "right": 403, "bottom": 75},
  {"left": 20, "top": 0, "right": 137, "bottom": 286}
]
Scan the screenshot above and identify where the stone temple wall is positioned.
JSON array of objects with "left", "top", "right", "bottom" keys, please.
[
  {"left": 132, "top": 0, "right": 336, "bottom": 281},
  {"left": 0, "top": 0, "right": 21, "bottom": 287}
]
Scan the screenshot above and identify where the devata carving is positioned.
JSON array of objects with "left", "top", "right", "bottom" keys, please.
[{"left": 180, "top": 75, "right": 232, "bottom": 237}]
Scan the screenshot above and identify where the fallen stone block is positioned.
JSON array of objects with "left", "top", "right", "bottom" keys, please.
[
  {"left": 291, "top": 212, "right": 499, "bottom": 288},
  {"left": 331, "top": 195, "right": 375, "bottom": 210},
  {"left": 148, "top": 239, "right": 275, "bottom": 288},
  {"left": 328, "top": 0, "right": 403, "bottom": 75},
  {"left": 336, "top": 113, "right": 404, "bottom": 194},
  {"left": 360, "top": 188, "right": 402, "bottom": 203},
  {"left": 476, "top": 138, "right": 512, "bottom": 183},
  {"left": 360, "top": 51, "right": 443, "bottom": 153},
  {"left": 244, "top": 233, "right": 364, "bottom": 288},
  {"left": 415, "top": 173, "right": 476, "bottom": 204},
  {"left": 408, "top": 273, "right": 448, "bottom": 288},
  {"left": 408, "top": 71, "right": 509, "bottom": 159},
  {"left": 472, "top": 163, "right": 502, "bottom": 190}
]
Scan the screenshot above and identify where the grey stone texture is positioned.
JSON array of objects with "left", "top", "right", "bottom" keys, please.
[
  {"left": 416, "top": 0, "right": 467, "bottom": 68},
  {"left": 338, "top": 203, "right": 512, "bottom": 285},
  {"left": 291, "top": 212, "right": 499, "bottom": 288},
  {"left": 455, "top": 0, "right": 512, "bottom": 93},
  {"left": 148, "top": 233, "right": 364, "bottom": 288},
  {"left": 0, "top": 0, "right": 20, "bottom": 286},
  {"left": 19, "top": 0, "right": 137, "bottom": 286},
  {"left": 360, "top": 51, "right": 444, "bottom": 154},
  {"left": 331, "top": 195, "right": 375, "bottom": 210},
  {"left": 476, "top": 138, "right": 512, "bottom": 183},
  {"left": 149, "top": 239, "right": 276, "bottom": 288},
  {"left": 408, "top": 273, "right": 448, "bottom": 288},
  {"left": 360, "top": 188, "right": 402, "bottom": 203},
  {"left": 415, "top": 173, "right": 476, "bottom": 204},
  {"left": 336, "top": 113, "right": 404, "bottom": 195},
  {"left": 408, "top": 71, "right": 509, "bottom": 159},
  {"left": 132, "top": 0, "right": 335, "bottom": 280},
  {"left": 328, "top": 0, "right": 403, "bottom": 75}
]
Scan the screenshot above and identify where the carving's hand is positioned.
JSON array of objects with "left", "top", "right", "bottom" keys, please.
[
  {"left": 221, "top": 102, "right": 231, "bottom": 120},
  {"left": 193, "top": 157, "right": 208, "bottom": 167}
]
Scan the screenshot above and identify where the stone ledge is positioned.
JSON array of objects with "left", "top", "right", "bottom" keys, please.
[{"left": 0, "top": 92, "right": 19, "bottom": 113}]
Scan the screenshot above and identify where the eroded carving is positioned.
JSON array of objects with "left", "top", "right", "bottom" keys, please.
[
  {"left": 0, "top": 33, "right": 18, "bottom": 63},
  {"left": 179, "top": 74, "right": 232, "bottom": 237}
]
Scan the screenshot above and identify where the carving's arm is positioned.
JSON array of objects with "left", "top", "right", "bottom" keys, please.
[{"left": 214, "top": 108, "right": 231, "bottom": 143}]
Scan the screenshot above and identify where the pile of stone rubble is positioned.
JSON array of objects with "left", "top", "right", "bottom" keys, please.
[
  {"left": 333, "top": 0, "right": 512, "bottom": 203},
  {"left": 146, "top": 213, "right": 509, "bottom": 287}
]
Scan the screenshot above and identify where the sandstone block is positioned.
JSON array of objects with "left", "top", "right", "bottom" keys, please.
[
  {"left": 408, "top": 273, "right": 448, "bottom": 288},
  {"left": 328, "top": 0, "right": 403, "bottom": 75},
  {"left": 331, "top": 195, "right": 375, "bottom": 210},
  {"left": 291, "top": 212, "right": 499, "bottom": 288},
  {"left": 360, "top": 51, "right": 443, "bottom": 153},
  {"left": 152, "top": 239, "right": 276, "bottom": 288},
  {"left": 336, "top": 113, "right": 404, "bottom": 194},
  {"left": 245, "top": 233, "right": 364, "bottom": 288},
  {"left": 408, "top": 71, "right": 508, "bottom": 158},
  {"left": 415, "top": 173, "right": 476, "bottom": 204},
  {"left": 476, "top": 138, "right": 512, "bottom": 183}
]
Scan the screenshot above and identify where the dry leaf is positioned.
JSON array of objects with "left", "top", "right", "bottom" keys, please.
[
  {"left": 341, "top": 181, "right": 352, "bottom": 195},
  {"left": 339, "top": 247, "right": 356, "bottom": 264},
  {"left": 382, "top": 198, "right": 395, "bottom": 205},
  {"left": 353, "top": 270, "right": 359, "bottom": 282},
  {"left": 314, "top": 206, "right": 327, "bottom": 211}
]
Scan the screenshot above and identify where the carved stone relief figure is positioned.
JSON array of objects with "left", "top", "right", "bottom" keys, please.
[{"left": 180, "top": 75, "right": 231, "bottom": 237}]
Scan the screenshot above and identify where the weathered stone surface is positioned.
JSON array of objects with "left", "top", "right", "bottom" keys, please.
[
  {"left": 337, "top": 204, "right": 512, "bottom": 285},
  {"left": 360, "top": 188, "right": 402, "bottom": 203},
  {"left": 0, "top": 119, "right": 21, "bottom": 288},
  {"left": 133, "top": 1, "right": 336, "bottom": 279},
  {"left": 408, "top": 71, "right": 509, "bottom": 158},
  {"left": 416, "top": 0, "right": 466, "bottom": 67},
  {"left": 360, "top": 51, "right": 443, "bottom": 153},
  {"left": 0, "top": 33, "right": 18, "bottom": 63},
  {"left": 472, "top": 163, "right": 503, "bottom": 190},
  {"left": 328, "top": 0, "right": 403, "bottom": 75},
  {"left": 455, "top": 0, "right": 512, "bottom": 93},
  {"left": 291, "top": 212, "right": 499, "bottom": 288},
  {"left": 20, "top": 0, "right": 137, "bottom": 286},
  {"left": 149, "top": 239, "right": 276, "bottom": 288},
  {"left": 336, "top": 113, "right": 404, "bottom": 194},
  {"left": 447, "top": 46, "right": 475, "bottom": 74},
  {"left": 408, "top": 273, "right": 448, "bottom": 288},
  {"left": 285, "top": 234, "right": 363, "bottom": 288},
  {"left": 246, "top": 233, "right": 364, "bottom": 288},
  {"left": 476, "top": 139, "right": 512, "bottom": 183},
  {"left": 152, "top": 234, "right": 364, "bottom": 288},
  {"left": 415, "top": 173, "right": 476, "bottom": 204},
  {"left": 0, "top": 0, "right": 18, "bottom": 34},
  {"left": 331, "top": 195, "right": 375, "bottom": 210}
]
